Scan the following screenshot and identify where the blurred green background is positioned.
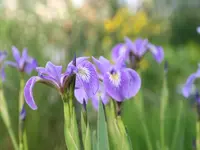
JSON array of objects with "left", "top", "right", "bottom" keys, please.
[{"left": 0, "top": 0, "right": 200, "bottom": 149}]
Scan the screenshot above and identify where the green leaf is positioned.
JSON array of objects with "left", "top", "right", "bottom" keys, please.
[
  {"left": 97, "top": 102, "right": 110, "bottom": 150},
  {"left": 92, "top": 131, "right": 97, "bottom": 150}
]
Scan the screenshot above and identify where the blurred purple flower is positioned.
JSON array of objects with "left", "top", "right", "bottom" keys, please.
[
  {"left": 93, "top": 56, "right": 141, "bottom": 102},
  {"left": 197, "top": 26, "right": 200, "bottom": 34},
  {"left": 182, "top": 64, "right": 200, "bottom": 98},
  {"left": 111, "top": 37, "right": 164, "bottom": 64},
  {"left": 0, "top": 51, "right": 7, "bottom": 81},
  {"left": 6, "top": 46, "right": 37, "bottom": 74},
  {"left": 24, "top": 57, "right": 99, "bottom": 110}
]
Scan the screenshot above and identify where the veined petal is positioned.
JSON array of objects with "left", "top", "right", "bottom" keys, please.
[
  {"left": 148, "top": 43, "right": 164, "bottom": 63},
  {"left": 104, "top": 69, "right": 127, "bottom": 101},
  {"left": 122, "top": 68, "right": 141, "bottom": 99},
  {"left": 24, "top": 76, "right": 41, "bottom": 110},
  {"left": 77, "top": 60, "right": 99, "bottom": 98},
  {"left": 46, "top": 61, "right": 62, "bottom": 83},
  {"left": 92, "top": 56, "right": 111, "bottom": 74},
  {"left": 12, "top": 46, "right": 21, "bottom": 64}
]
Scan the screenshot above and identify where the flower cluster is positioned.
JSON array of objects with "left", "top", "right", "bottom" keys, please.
[
  {"left": 112, "top": 37, "right": 164, "bottom": 69},
  {"left": 24, "top": 55, "right": 141, "bottom": 110}
]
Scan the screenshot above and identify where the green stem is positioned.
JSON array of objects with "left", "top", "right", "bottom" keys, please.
[
  {"left": 196, "top": 120, "right": 200, "bottom": 150},
  {"left": 62, "top": 74, "right": 80, "bottom": 150},
  {"left": 171, "top": 100, "right": 183, "bottom": 150},
  {"left": 0, "top": 81, "right": 18, "bottom": 150},
  {"left": 19, "top": 77, "right": 28, "bottom": 150}
]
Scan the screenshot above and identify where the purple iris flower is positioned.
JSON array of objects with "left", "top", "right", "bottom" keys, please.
[
  {"left": 24, "top": 57, "right": 99, "bottom": 110},
  {"left": 92, "top": 56, "right": 141, "bottom": 102},
  {"left": 182, "top": 65, "right": 200, "bottom": 98},
  {"left": 111, "top": 37, "right": 164, "bottom": 64},
  {"left": 0, "top": 51, "right": 7, "bottom": 80},
  {"left": 6, "top": 46, "right": 37, "bottom": 74}
]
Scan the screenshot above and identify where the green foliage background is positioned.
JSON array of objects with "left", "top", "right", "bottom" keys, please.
[{"left": 0, "top": 0, "right": 200, "bottom": 149}]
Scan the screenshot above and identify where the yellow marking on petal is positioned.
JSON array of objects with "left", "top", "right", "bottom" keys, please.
[{"left": 108, "top": 71, "right": 121, "bottom": 87}]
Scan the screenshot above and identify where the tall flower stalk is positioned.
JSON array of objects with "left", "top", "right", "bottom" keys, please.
[
  {"left": 6, "top": 46, "right": 37, "bottom": 150},
  {"left": 0, "top": 51, "right": 18, "bottom": 150},
  {"left": 0, "top": 80, "right": 18, "bottom": 150}
]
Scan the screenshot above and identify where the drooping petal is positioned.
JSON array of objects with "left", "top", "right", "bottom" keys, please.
[
  {"left": 5, "top": 61, "right": 18, "bottom": 68},
  {"left": 103, "top": 69, "right": 128, "bottom": 101},
  {"left": 74, "top": 86, "right": 88, "bottom": 104},
  {"left": 24, "top": 76, "right": 41, "bottom": 110},
  {"left": 111, "top": 43, "right": 128, "bottom": 62},
  {"left": 77, "top": 60, "right": 99, "bottom": 98},
  {"left": 12, "top": 46, "right": 21, "bottom": 64},
  {"left": 122, "top": 68, "right": 141, "bottom": 99},
  {"left": 91, "top": 83, "right": 109, "bottom": 110},
  {"left": 92, "top": 56, "right": 111, "bottom": 74},
  {"left": 147, "top": 43, "right": 164, "bottom": 63}
]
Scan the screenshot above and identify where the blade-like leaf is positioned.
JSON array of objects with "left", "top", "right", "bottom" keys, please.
[{"left": 97, "top": 101, "right": 110, "bottom": 150}]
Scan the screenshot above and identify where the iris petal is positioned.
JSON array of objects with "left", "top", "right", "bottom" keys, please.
[
  {"left": 77, "top": 60, "right": 99, "bottom": 98},
  {"left": 148, "top": 44, "right": 164, "bottom": 63},
  {"left": 12, "top": 46, "right": 21, "bottom": 64},
  {"left": 24, "top": 76, "right": 40, "bottom": 110},
  {"left": 122, "top": 68, "right": 141, "bottom": 99},
  {"left": 92, "top": 56, "right": 111, "bottom": 74},
  {"left": 46, "top": 61, "right": 62, "bottom": 83}
]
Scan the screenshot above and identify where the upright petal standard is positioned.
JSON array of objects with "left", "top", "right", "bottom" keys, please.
[{"left": 6, "top": 46, "right": 37, "bottom": 74}]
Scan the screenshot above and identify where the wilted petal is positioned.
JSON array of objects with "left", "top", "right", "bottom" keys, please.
[
  {"left": 24, "top": 76, "right": 41, "bottom": 110},
  {"left": 77, "top": 60, "right": 99, "bottom": 98},
  {"left": 92, "top": 56, "right": 111, "bottom": 74},
  {"left": 148, "top": 44, "right": 164, "bottom": 63},
  {"left": 12, "top": 46, "right": 21, "bottom": 64},
  {"left": 122, "top": 68, "right": 141, "bottom": 99}
]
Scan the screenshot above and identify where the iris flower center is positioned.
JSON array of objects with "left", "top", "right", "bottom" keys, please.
[
  {"left": 78, "top": 67, "right": 90, "bottom": 82},
  {"left": 108, "top": 70, "right": 121, "bottom": 87}
]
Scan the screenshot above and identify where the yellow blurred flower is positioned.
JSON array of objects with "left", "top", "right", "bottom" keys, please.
[{"left": 104, "top": 8, "right": 162, "bottom": 39}]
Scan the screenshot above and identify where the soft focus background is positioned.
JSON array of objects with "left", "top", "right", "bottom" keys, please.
[{"left": 0, "top": 0, "right": 200, "bottom": 149}]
